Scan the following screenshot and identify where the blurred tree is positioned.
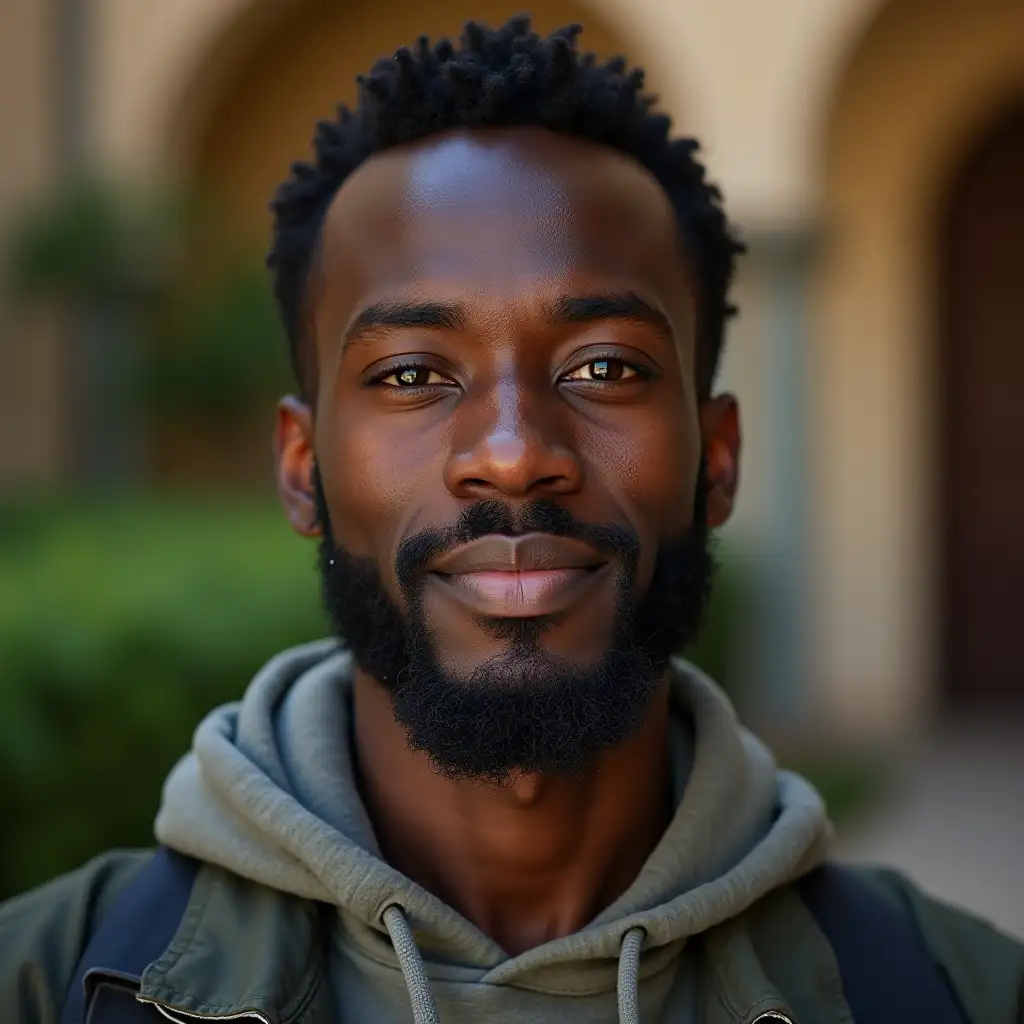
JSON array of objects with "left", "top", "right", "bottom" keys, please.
[
  {"left": 8, "top": 179, "right": 181, "bottom": 303},
  {"left": 6, "top": 179, "right": 186, "bottom": 485},
  {"left": 144, "top": 261, "right": 291, "bottom": 425},
  {"left": 139, "top": 253, "right": 294, "bottom": 489}
]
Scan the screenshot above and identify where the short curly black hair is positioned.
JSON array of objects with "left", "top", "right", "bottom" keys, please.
[{"left": 268, "top": 14, "right": 744, "bottom": 400}]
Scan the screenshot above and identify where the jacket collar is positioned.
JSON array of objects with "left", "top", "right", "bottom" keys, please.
[
  {"left": 123, "top": 864, "right": 845, "bottom": 1024},
  {"left": 135, "top": 862, "right": 332, "bottom": 1024}
]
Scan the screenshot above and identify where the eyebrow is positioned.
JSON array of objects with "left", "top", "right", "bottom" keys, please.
[
  {"left": 342, "top": 300, "right": 467, "bottom": 351},
  {"left": 341, "top": 290, "right": 672, "bottom": 352},
  {"left": 550, "top": 292, "right": 673, "bottom": 339}
]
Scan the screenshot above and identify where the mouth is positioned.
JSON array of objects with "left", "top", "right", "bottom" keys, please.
[
  {"left": 425, "top": 533, "right": 612, "bottom": 619},
  {"left": 430, "top": 564, "right": 611, "bottom": 618}
]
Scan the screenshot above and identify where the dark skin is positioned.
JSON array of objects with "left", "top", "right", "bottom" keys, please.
[{"left": 276, "top": 128, "right": 741, "bottom": 955}]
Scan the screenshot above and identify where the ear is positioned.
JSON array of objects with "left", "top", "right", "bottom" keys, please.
[
  {"left": 275, "top": 396, "right": 320, "bottom": 537},
  {"left": 699, "top": 394, "right": 742, "bottom": 528}
]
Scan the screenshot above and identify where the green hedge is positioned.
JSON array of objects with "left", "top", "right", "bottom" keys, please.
[
  {"left": 0, "top": 496, "right": 322, "bottom": 899},
  {"left": 0, "top": 496, "right": 744, "bottom": 900}
]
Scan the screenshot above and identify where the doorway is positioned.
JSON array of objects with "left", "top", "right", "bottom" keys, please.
[{"left": 941, "top": 101, "right": 1024, "bottom": 705}]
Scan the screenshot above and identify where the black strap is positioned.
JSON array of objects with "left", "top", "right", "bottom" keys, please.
[
  {"left": 60, "top": 847, "right": 199, "bottom": 1024},
  {"left": 798, "top": 863, "right": 969, "bottom": 1024}
]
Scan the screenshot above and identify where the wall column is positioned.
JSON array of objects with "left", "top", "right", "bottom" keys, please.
[{"left": 736, "top": 226, "right": 819, "bottom": 733}]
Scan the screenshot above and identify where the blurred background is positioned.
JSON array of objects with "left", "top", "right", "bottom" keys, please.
[{"left": 1, "top": 0, "right": 1021, "bottom": 935}]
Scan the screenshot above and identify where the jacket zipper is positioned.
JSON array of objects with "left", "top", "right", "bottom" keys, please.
[{"left": 137, "top": 996, "right": 272, "bottom": 1024}]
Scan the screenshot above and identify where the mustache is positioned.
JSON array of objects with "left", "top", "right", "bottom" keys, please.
[{"left": 395, "top": 500, "right": 641, "bottom": 593}]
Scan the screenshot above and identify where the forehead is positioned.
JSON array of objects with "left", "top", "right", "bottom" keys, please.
[{"left": 314, "top": 127, "right": 693, "bottom": 332}]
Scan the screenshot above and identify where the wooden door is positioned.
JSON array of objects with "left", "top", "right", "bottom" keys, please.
[{"left": 941, "top": 103, "right": 1024, "bottom": 705}]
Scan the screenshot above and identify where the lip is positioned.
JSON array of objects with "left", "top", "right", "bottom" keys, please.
[
  {"left": 428, "top": 533, "right": 608, "bottom": 575},
  {"left": 427, "top": 533, "right": 611, "bottom": 618}
]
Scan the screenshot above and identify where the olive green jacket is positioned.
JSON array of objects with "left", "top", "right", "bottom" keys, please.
[{"left": 2, "top": 848, "right": 1022, "bottom": 1024}]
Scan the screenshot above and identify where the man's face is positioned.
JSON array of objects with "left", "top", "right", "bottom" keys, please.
[{"left": 277, "top": 128, "right": 740, "bottom": 779}]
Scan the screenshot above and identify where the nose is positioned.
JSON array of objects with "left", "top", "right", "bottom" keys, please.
[{"left": 444, "top": 378, "right": 584, "bottom": 501}]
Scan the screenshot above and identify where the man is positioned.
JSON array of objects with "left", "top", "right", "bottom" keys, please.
[{"left": 2, "top": 16, "right": 1022, "bottom": 1024}]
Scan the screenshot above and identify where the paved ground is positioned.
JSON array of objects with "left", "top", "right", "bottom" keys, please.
[{"left": 834, "top": 711, "right": 1024, "bottom": 940}]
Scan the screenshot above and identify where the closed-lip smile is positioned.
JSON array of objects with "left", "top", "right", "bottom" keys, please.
[{"left": 427, "top": 533, "right": 611, "bottom": 618}]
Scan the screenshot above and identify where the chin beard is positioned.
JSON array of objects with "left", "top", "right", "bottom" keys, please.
[{"left": 313, "top": 471, "right": 715, "bottom": 782}]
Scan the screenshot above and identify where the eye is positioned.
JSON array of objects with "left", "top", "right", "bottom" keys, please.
[
  {"left": 376, "top": 365, "right": 456, "bottom": 388},
  {"left": 562, "top": 358, "right": 641, "bottom": 383}
]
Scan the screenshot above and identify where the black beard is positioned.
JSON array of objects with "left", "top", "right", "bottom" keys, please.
[{"left": 314, "top": 471, "right": 716, "bottom": 783}]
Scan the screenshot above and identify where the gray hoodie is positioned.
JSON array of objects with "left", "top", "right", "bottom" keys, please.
[{"left": 155, "top": 640, "right": 830, "bottom": 1023}]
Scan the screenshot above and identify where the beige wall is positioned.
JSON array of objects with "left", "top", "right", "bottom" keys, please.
[
  {"left": 814, "top": 0, "right": 1024, "bottom": 736},
  {"left": 87, "top": 0, "right": 891, "bottom": 222},
  {"left": 630, "top": 0, "right": 883, "bottom": 226},
  {"left": 90, "top": 0, "right": 681, "bottom": 180}
]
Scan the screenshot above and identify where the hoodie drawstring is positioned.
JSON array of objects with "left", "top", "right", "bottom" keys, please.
[
  {"left": 383, "top": 904, "right": 442, "bottom": 1024},
  {"left": 384, "top": 903, "right": 647, "bottom": 1024},
  {"left": 617, "top": 925, "right": 647, "bottom": 1024}
]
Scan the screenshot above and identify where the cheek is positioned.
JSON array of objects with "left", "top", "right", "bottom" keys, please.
[
  {"left": 584, "top": 406, "right": 697, "bottom": 533},
  {"left": 322, "top": 408, "right": 447, "bottom": 563}
]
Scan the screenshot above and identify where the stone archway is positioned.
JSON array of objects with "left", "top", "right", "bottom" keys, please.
[
  {"left": 814, "top": 0, "right": 1024, "bottom": 734},
  {"left": 173, "top": 0, "right": 671, "bottom": 252}
]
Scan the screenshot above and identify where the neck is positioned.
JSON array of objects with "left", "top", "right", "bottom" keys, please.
[{"left": 353, "top": 669, "right": 672, "bottom": 955}]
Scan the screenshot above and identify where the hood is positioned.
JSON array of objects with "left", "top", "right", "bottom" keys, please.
[{"left": 155, "top": 640, "right": 830, "bottom": 1023}]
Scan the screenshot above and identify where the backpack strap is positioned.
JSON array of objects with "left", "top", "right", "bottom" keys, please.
[
  {"left": 60, "top": 846, "right": 200, "bottom": 1024},
  {"left": 798, "top": 862, "right": 970, "bottom": 1024}
]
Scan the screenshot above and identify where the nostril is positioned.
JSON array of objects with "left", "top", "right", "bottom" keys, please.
[
  {"left": 534, "top": 474, "right": 575, "bottom": 494},
  {"left": 444, "top": 438, "right": 583, "bottom": 500}
]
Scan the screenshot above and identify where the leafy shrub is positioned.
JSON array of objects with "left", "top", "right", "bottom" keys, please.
[
  {"left": 6, "top": 178, "right": 183, "bottom": 305},
  {"left": 144, "top": 264, "right": 292, "bottom": 424},
  {"left": 0, "top": 497, "right": 325, "bottom": 898},
  {"left": 0, "top": 496, "right": 744, "bottom": 900}
]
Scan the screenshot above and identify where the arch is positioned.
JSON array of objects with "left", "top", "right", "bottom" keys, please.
[
  {"left": 812, "top": 0, "right": 1024, "bottom": 736},
  {"left": 162, "top": 0, "right": 681, "bottom": 250}
]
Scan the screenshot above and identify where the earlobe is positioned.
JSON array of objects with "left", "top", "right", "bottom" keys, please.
[
  {"left": 699, "top": 395, "right": 742, "bottom": 529},
  {"left": 275, "top": 396, "right": 321, "bottom": 537}
]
